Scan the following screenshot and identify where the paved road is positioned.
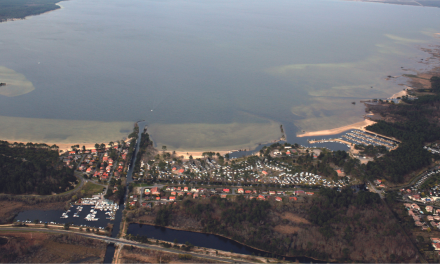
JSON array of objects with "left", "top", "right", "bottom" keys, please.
[{"left": 0, "top": 227, "right": 234, "bottom": 263}]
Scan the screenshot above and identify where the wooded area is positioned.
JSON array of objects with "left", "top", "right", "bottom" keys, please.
[
  {"left": 364, "top": 76, "right": 440, "bottom": 182},
  {"left": 0, "top": 0, "right": 61, "bottom": 22},
  {"left": 0, "top": 141, "right": 76, "bottom": 195}
]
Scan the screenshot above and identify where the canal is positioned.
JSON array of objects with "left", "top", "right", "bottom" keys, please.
[{"left": 103, "top": 121, "right": 147, "bottom": 262}]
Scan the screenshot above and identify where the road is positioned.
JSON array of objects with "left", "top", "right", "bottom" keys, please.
[
  {"left": 0, "top": 227, "right": 234, "bottom": 263},
  {"left": 367, "top": 180, "right": 384, "bottom": 199}
]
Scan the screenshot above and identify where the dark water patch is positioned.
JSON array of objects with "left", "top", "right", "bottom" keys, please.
[
  {"left": 127, "top": 224, "right": 326, "bottom": 262},
  {"left": 103, "top": 243, "right": 115, "bottom": 264}
]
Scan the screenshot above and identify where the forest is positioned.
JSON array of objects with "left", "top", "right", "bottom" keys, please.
[
  {"left": 363, "top": 76, "right": 440, "bottom": 183},
  {"left": 0, "top": 0, "right": 61, "bottom": 22},
  {"left": 130, "top": 190, "right": 418, "bottom": 262},
  {"left": 0, "top": 141, "right": 76, "bottom": 195}
]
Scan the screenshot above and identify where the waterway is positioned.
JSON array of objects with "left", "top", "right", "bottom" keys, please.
[
  {"left": 127, "top": 224, "right": 325, "bottom": 263},
  {"left": 0, "top": 0, "right": 439, "bottom": 151}
]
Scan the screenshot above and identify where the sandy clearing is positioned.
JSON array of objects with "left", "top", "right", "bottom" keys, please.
[
  {"left": 273, "top": 225, "right": 301, "bottom": 234},
  {"left": 280, "top": 212, "right": 311, "bottom": 225},
  {"left": 297, "top": 119, "right": 376, "bottom": 137}
]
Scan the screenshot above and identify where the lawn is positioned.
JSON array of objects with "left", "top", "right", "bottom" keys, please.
[{"left": 82, "top": 182, "right": 104, "bottom": 197}]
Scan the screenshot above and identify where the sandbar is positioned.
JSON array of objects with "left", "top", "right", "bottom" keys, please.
[{"left": 297, "top": 119, "right": 376, "bottom": 138}]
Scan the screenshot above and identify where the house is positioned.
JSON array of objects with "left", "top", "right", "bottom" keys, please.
[
  {"left": 422, "top": 225, "right": 430, "bottom": 230},
  {"left": 295, "top": 190, "right": 305, "bottom": 195},
  {"left": 221, "top": 194, "right": 227, "bottom": 199},
  {"left": 245, "top": 190, "right": 252, "bottom": 194},
  {"left": 415, "top": 221, "right": 423, "bottom": 226},
  {"left": 129, "top": 201, "right": 136, "bottom": 206},
  {"left": 289, "top": 197, "right": 297, "bottom": 201},
  {"left": 306, "top": 192, "right": 314, "bottom": 195},
  {"left": 434, "top": 216, "right": 440, "bottom": 221},
  {"left": 193, "top": 193, "right": 198, "bottom": 198},
  {"left": 431, "top": 238, "right": 440, "bottom": 243},
  {"left": 223, "top": 188, "right": 230, "bottom": 193},
  {"left": 432, "top": 243, "right": 440, "bottom": 251},
  {"left": 426, "top": 206, "right": 433, "bottom": 213},
  {"left": 169, "top": 196, "right": 176, "bottom": 201},
  {"left": 411, "top": 203, "right": 421, "bottom": 210},
  {"left": 428, "top": 216, "right": 434, "bottom": 221},
  {"left": 431, "top": 222, "right": 438, "bottom": 228},
  {"left": 178, "top": 168, "right": 185, "bottom": 174},
  {"left": 141, "top": 202, "right": 147, "bottom": 207},
  {"left": 336, "top": 170, "right": 345, "bottom": 176},
  {"left": 178, "top": 192, "right": 184, "bottom": 196},
  {"left": 262, "top": 171, "right": 268, "bottom": 175},
  {"left": 183, "top": 187, "right": 189, "bottom": 192},
  {"left": 237, "top": 188, "right": 244, "bottom": 194},
  {"left": 269, "top": 191, "right": 276, "bottom": 195},
  {"left": 171, "top": 191, "right": 176, "bottom": 196},
  {"left": 258, "top": 195, "right": 265, "bottom": 200},
  {"left": 410, "top": 195, "right": 422, "bottom": 201},
  {"left": 275, "top": 197, "right": 282, "bottom": 202},
  {"left": 156, "top": 197, "right": 160, "bottom": 200},
  {"left": 151, "top": 187, "right": 160, "bottom": 195},
  {"left": 144, "top": 189, "right": 150, "bottom": 194},
  {"left": 413, "top": 215, "right": 421, "bottom": 222}
]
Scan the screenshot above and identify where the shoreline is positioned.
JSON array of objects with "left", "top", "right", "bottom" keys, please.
[
  {"left": 0, "top": 139, "right": 113, "bottom": 153},
  {"left": 296, "top": 119, "right": 377, "bottom": 138}
]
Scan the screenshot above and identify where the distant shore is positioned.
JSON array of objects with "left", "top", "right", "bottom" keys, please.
[{"left": 297, "top": 119, "right": 376, "bottom": 138}]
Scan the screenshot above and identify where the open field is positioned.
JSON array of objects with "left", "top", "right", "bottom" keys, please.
[
  {"left": 0, "top": 231, "right": 106, "bottom": 263},
  {"left": 82, "top": 182, "right": 104, "bottom": 198}
]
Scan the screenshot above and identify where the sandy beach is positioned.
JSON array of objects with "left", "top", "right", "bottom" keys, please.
[{"left": 297, "top": 119, "right": 376, "bottom": 138}]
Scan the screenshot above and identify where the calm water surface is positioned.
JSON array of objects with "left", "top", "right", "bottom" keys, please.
[{"left": 0, "top": 0, "right": 439, "bottom": 150}]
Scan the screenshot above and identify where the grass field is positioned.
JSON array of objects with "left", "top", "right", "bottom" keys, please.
[{"left": 82, "top": 182, "right": 104, "bottom": 197}]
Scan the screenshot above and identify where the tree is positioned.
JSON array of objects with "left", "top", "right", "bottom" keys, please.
[
  {"left": 95, "top": 143, "right": 99, "bottom": 150},
  {"left": 100, "top": 143, "right": 105, "bottom": 150},
  {"left": 162, "top": 145, "right": 167, "bottom": 152}
]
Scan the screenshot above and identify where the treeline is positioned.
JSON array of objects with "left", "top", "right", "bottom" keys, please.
[
  {"left": 0, "top": 0, "right": 61, "bottom": 22},
  {"left": 133, "top": 132, "right": 152, "bottom": 174},
  {"left": 0, "top": 141, "right": 76, "bottom": 195}
]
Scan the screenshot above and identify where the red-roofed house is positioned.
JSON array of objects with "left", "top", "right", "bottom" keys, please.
[
  {"left": 223, "top": 188, "right": 230, "bottom": 193},
  {"left": 237, "top": 188, "right": 244, "bottom": 194},
  {"left": 275, "top": 197, "right": 282, "bottom": 202},
  {"left": 151, "top": 187, "right": 160, "bottom": 195},
  {"left": 178, "top": 168, "right": 185, "bottom": 174},
  {"left": 169, "top": 196, "right": 176, "bottom": 201},
  {"left": 289, "top": 197, "right": 297, "bottom": 201},
  {"left": 245, "top": 190, "right": 252, "bottom": 194},
  {"left": 262, "top": 171, "right": 268, "bottom": 175},
  {"left": 258, "top": 195, "right": 265, "bottom": 200},
  {"left": 221, "top": 194, "right": 227, "bottom": 199}
]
